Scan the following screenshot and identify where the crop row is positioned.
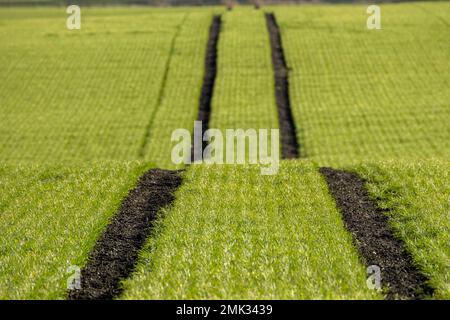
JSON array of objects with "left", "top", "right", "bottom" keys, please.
[{"left": 209, "top": 8, "right": 278, "bottom": 132}]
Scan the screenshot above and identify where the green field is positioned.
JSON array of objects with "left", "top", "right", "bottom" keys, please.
[
  {"left": 122, "top": 162, "right": 381, "bottom": 299},
  {"left": 0, "top": 3, "right": 449, "bottom": 300},
  {"left": 0, "top": 162, "right": 150, "bottom": 299},
  {"left": 121, "top": 160, "right": 450, "bottom": 299},
  {"left": 0, "top": 7, "right": 217, "bottom": 167},
  {"left": 1, "top": 5, "right": 449, "bottom": 166},
  {"left": 275, "top": 2, "right": 450, "bottom": 166},
  {"left": 210, "top": 8, "right": 277, "bottom": 132},
  {"left": 355, "top": 160, "right": 450, "bottom": 299}
]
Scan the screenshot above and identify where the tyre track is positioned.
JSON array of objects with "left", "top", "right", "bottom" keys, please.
[
  {"left": 191, "top": 15, "right": 221, "bottom": 163},
  {"left": 265, "top": 13, "right": 299, "bottom": 159},
  {"left": 68, "top": 169, "right": 182, "bottom": 300},
  {"left": 320, "top": 167, "right": 433, "bottom": 299}
]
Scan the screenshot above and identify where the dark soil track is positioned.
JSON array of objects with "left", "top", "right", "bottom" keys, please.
[
  {"left": 68, "top": 169, "right": 182, "bottom": 300},
  {"left": 265, "top": 13, "right": 299, "bottom": 159},
  {"left": 192, "top": 15, "right": 221, "bottom": 162},
  {"left": 320, "top": 167, "right": 433, "bottom": 300}
]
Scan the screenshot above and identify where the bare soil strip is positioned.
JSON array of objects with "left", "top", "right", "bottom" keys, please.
[
  {"left": 191, "top": 15, "right": 221, "bottom": 162},
  {"left": 68, "top": 169, "right": 182, "bottom": 300},
  {"left": 265, "top": 13, "right": 299, "bottom": 159},
  {"left": 320, "top": 167, "right": 433, "bottom": 300}
]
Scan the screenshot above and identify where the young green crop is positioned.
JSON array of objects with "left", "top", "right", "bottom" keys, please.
[
  {"left": 1, "top": 3, "right": 448, "bottom": 300},
  {"left": 210, "top": 7, "right": 278, "bottom": 132},
  {"left": 205, "top": 8, "right": 279, "bottom": 160},
  {"left": 354, "top": 160, "right": 450, "bottom": 299},
  {"left": 0, "top": 7, "right": 218, "bottom": 167},
  {"left": 122, "top": 161, "right": 381, "bottom": 299},
  {"left": 0, "top": 162, "right": 150, "bottom": 299},
  {"left": 273, "top": 3, "right": 450, "bottom": 166},
  {"left": 142, "top": 11, "right": 215, "bottom": 168}
]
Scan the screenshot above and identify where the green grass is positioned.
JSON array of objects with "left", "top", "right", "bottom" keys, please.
[
  {"left": 0, "top": 6, "right": 219, "bottom": 299},
  {"left": 354, "top": 160, "right": 450, "bottom": 299},
  {"left": 4, "top": 4, "right": 448, "bottom": 167},
  {"left": 0, "top": 7, "right": 218, "bottom": 167},
  {"left": 122, "top": 161, "right": 381, "bottom": 299},
  {"left": 0, "top": 162, "right": 149, "bottom": 299},
  {"left": 142, "top": 11, "right": 214, "bottom": 168},
  {"left": 273, "top": 2, "right": 450, "bottom": 166},
  {"left": 210, "top": 8, "right": 278, "bottom": 132},
  {"left": 1, "top": 3, "right": 449, "bottom": 300},
  {"left": 207, "top": 8, "right": 279, "bottom": 159}
]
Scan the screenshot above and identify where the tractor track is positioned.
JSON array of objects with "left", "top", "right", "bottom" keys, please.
[
  {"left": 68, "top": 169, "right": 182, "bottom": 300},
  {"left": 320, "top": 167, "right": 433, "bottom": 300},
  {"left": 191, "top": 15, "right": 221, "bottom": 162},
  {"left": 265, "top": 13, "right": 299, "bottom": 159},
  {"left": 69, "top": 15, "right": 222, "bottom": 300}
]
